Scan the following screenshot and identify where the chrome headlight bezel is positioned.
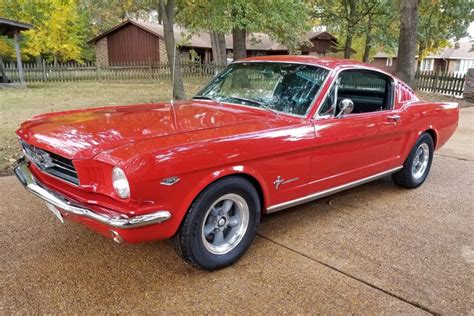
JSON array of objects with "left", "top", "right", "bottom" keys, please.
[{"left": 112, "top": 167, "right": 130, "bottom": 199}]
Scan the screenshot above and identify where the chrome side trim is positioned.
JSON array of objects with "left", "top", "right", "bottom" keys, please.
[
  {"left": 266, "top": 166, "right": 403, "bottom": 213},
  {"left": 14, "top": 160, "right": 171, "bottom": 229}
]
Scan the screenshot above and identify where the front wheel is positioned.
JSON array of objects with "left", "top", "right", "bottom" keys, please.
[
  {"left": 174, "top": 177, "right": 260, "bottom": 270},
  {"left": 392, "top": 133, "right": 434, "bottom": 189}
]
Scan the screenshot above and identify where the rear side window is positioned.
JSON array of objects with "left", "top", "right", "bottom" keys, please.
[
  {"left": 318, "top": 69, "right": 394, "bottom": 117},
  {"left": 398, "top": 83, "right": 418, "bottom": 103},
  {"left": 338, "top": 71, "right": 392, "bottom": 113}
]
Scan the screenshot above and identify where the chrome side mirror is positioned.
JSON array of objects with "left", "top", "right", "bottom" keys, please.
[{"left": 336, "top": 98, "right": 354, "bottom": 118}]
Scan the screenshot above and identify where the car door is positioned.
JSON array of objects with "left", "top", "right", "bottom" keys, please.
[{"left": 307, "top": 69, "right": 398, "bottom": 194}]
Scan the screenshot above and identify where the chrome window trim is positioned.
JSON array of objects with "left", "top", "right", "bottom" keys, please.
[
  {"left": 266, "top": 166, "right": 403, "bottom": 213},
  {"left": 196, "top": 61, "right": 332, "bottom": 118},
  {"left": 313, "top": 66, "right": 397, "bottom": 120}
]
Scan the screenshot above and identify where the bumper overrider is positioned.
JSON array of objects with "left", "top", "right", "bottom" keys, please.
[{"left": 14, "top": 159, "right": 172, "bottom": 242}]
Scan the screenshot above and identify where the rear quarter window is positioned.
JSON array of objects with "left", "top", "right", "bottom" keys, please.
[{"left": 398, "top": 83, "right": 418, "bottom": 103}]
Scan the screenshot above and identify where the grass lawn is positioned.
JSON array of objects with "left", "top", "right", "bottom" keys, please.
[
  {"left": 0, "top": 81, "right": 471, "bottom": 176},
  {"left": 0, "top": 79, "right": 205, "bottom": 176}
]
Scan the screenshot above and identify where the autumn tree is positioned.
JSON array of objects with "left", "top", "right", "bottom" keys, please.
[{"left": 0, "top": 0, "right": 88, "bottom": 63}]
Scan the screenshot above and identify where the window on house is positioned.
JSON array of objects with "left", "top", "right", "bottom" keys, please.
[
  {"left": 420, "top": 58, "right": 434, "bottom": 71},
  {"left": 386, "top": 58, "right": 393, "bottom": 67},
  {"left": 456, "top": 59, "right": 474, "bottom": 75}
]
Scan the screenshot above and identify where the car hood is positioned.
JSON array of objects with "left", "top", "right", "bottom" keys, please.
[{"left": 16, "top": 100, "right": 276, "bottom": 160}]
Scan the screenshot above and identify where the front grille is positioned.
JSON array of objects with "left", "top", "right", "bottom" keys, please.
[{"left": 20, "top": 141, "right": 79, "bottom": 185}]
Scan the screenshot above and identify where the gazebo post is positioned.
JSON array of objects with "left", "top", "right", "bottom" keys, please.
[
  {"left": 13, "top": 29, "right": 25, "bottom": 84},
  {"left": 0, "top": 55, "right": 6, "bottom": 83}
]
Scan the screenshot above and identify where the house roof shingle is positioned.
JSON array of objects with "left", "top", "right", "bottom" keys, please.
[
  {"left": 89, "top": 19, "right": 338, "bottom": 52},
  {"left": 0, "top": 17, "right": 33, "bottom": 38},
  {"left": 374, "top": 42, "right": 474, "bottom": 60}
]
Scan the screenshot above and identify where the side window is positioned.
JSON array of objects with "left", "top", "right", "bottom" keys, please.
[
  {"left": 318, "top": 85, "right": 335, "bottom": 116},
  {"left": 318, "top": 70, "right": 393, "bottom": 117},
  {"left": 337, "top": 71, "right": 392, "bottom": 114}
]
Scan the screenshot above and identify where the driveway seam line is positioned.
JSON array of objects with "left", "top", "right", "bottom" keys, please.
[
  {"left": 435, "top": 153, "right": 472, "bottom": 161},
  {"left": 257, "top": 233, "right": 439, "bottom": 316}
]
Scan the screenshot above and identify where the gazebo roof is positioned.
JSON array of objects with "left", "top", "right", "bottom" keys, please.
[{"left": 0, "top": 17, "right": 33, "bottom": 38}]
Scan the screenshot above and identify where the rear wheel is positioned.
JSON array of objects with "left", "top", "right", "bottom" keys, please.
[
  {"left": 174, "top": 176, "right": 260, "bottom": 270},
  {"left": 392, "top": 133, "right": 434, "bottom": 189}
]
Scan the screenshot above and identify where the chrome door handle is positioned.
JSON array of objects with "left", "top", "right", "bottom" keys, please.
[{"left": 387, "top": 115, "right": 401, "bottom": 122}]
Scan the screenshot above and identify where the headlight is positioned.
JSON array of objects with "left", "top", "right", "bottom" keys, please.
[{"left": 112, "top": 167, "right": 130, "bottom": 199}]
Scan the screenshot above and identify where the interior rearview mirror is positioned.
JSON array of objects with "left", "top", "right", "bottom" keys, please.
[{"left": 336, "top": 98, "right": 354, "bottom": 118}]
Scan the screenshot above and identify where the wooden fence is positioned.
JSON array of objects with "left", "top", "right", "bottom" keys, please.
[
  {"left": 377, "top": 66, "right": 466, "bottom": 97},
  {"left": 1, "top": 61, "right": 225, "bottom": 83},
  {"left": 2, "top": 61, "right": 467, "bottom": 97},
  {"left": 415, "top": 70, "right": 466, "bottom": 97}
]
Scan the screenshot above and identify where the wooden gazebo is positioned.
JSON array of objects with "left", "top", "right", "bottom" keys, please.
[{"left": 0, "top": 17, "right": 33, "bottom": 85}]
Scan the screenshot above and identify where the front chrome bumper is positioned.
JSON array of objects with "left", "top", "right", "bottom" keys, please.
[{"left": 14, "top": 160, "right": 171, "bottom": 229}]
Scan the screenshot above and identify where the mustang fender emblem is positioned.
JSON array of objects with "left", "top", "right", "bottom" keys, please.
[{"left": 274, "top": 176, "right": 299, "bottom": 190}]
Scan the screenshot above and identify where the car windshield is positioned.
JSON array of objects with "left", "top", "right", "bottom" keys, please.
[{"left": 194, "top": 62, "right": 330, "bottom": 116}]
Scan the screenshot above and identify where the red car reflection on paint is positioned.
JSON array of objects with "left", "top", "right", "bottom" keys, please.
[{"left": 15, "top": 56, "right": 459, "bottom": 270}]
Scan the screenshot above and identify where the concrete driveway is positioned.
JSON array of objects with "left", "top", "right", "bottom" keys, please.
[{"left": 1, "top": 108, "right": 473, "bottom": 314}]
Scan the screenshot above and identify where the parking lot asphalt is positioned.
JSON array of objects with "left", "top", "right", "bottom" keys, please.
[{"left": 1, "top": 108, "right": 473, "bottom": 314}]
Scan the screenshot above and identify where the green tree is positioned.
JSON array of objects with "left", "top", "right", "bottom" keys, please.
[
  {"left": 417, "top": 0, "right": 474, "bottom": 61},
  {"left": 313, "top": 0, "right": 381, "bottom": 59},
  {"left": 178, "top": 0, "right": 311, "bottom": 61},
  {"left": 79, "top": 0, "right": 156, "bottom": 35},
  {"left": 359, "top": 1, "right": 399, "bottom": 62}
]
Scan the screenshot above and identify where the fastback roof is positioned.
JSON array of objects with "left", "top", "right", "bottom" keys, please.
[{"left": 241, "top": 55, "right": 378, "bottom": 70}]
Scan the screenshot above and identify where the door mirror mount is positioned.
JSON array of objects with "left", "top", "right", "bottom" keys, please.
[{"left": 336, "top": 99, "right": 354, "bottom": 118}]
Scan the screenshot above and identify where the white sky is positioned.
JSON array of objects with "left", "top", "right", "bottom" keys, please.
[{"left": 461, "top": 22, "right": 474, "bottom": 42}]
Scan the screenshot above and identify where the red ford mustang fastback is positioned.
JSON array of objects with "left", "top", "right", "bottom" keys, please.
[{"left": 15, "top": 56, "right": 459, "bottom": 270}]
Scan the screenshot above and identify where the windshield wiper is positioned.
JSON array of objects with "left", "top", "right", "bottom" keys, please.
[
  {"left": 193, "top": 95, "right": 223, "bottom": 106},
  {"left": 230, "top": 96, "right": 278, "bottom": 115}
]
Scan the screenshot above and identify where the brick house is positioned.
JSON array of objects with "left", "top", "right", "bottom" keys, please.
[
  {"left": 372, "top": 42, "right": 474, "bottom": 75},
  {"left": 89, "top": 19, "right": 343, "bottom": 66}
]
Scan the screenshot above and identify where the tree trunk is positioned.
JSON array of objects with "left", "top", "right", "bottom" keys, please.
[
  {"left": 362, "top": 16, "right": 373, "bottom": 63},
  {"left": 344, "top": 0, "right": 356, "bottom": 59},
  {"left": 344, "top": 30, "right": 353, "bottom": 59},
  {"left": 395, "top": 0, "right": 418, "bottom": 88},
  {"left": 159, "top": 0, "right": 185, "bottom": 100},
  {"left": 210, "top": 30, "right": 227, "bottom": 67},
  {"left": 232, "top": 28, "right": 247, "bottom": 61}
]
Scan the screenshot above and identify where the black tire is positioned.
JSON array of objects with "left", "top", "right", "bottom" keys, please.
[
  {"left": 392, "top": 133, "right": 434, "bottom": 189},
  {"left": 174, "top": 176, "right": 261, "bottom": 271}
]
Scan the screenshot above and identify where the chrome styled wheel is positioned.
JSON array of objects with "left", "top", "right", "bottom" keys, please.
[
  {"left": 174, "top": 176, "right": 260, "bottom": 270},
  {"left": 392, "top": 133, "right": 434, "bottom": 189},
  {"left": 201, "top": 193, "right": 249, "bottom": 255},
  {"left": 411, "top": 143, "right": 430, "bottom": 180}
]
